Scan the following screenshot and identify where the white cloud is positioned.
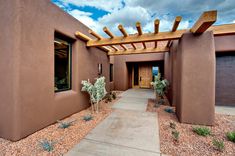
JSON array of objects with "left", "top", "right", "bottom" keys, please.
[
  {"left": 58, "top": 0, "right": 123, "bottom": 12},
  {"left": 54, "top": 0, "right": 235, "bottom": 37}
]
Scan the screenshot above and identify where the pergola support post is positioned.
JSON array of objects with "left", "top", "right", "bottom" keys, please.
[{"left": 175, "top": 31, "right": 215, "bottom": 125}]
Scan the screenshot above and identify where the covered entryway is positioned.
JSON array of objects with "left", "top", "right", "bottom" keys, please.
[
  {"left": 216, "top": 52, "right": 235, "bottom": 106},
  {"left": 128, "top": 61, "right": 164, "bottom": 89}
]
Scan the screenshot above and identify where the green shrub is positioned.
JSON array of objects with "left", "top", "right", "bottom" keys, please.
[
  {"left": 226, "top": 131, "right": 235, "bottom": 143},
  {"left": 193, "top": 127, "right": 211, "bottom": 136},
  {"left": 111, "top": 91, "right": 117, "bottom": 99},
  {"left": 105, "top": 93, "right": 113, "bottom": 103},
  {"left": 172, "top": 130, "right": 180, "bottom": 141},
  {"left": 38, "top": 139, "right": 54, "bottom": 152},
  {"left": 212, "top": 139, "right": 224, "bottom": 152},
  {"left": 83, "top": 115, "right": 93, "bottom": 121},
  {"left": 170, "top": 122, "right": 176, "bottom": 129},
  {"left": 57, "top": 120, "right": 75, "bottom": 129}
]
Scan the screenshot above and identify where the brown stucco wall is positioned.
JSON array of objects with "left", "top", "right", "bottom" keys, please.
[
  {"left": 176, "top": 31, "right": 215, "bottom": 125},
  {"left": 0, "top": 0, "right": 110, "bottom": 141},
  {"left": 113, "top": 53, "right": 165, "bottom": 90},
  {"left": 215, "top": 35, "right": 235, "bottom": 52},
  {"left": 164, "top": 52, "right": 173, "bottom": 104}
]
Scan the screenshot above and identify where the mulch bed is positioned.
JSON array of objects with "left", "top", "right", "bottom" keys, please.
[
  {"left": 0, "top": 92, "right": 121, "bottom": 156},
  {"left": 147, "top": 98, "right": 235, "bottom": 156}
]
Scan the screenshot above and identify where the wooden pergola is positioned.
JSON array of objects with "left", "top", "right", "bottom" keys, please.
[{"left": 75, "top": 10, "right": 235, "bottom": 55}]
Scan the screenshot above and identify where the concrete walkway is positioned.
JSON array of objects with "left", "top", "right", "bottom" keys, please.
[
  {"left": 65, "top": 89, "right": 161, "bottom": 156},
  {"left": 215, "top": 106, "right": 235, "bottom": 115}
]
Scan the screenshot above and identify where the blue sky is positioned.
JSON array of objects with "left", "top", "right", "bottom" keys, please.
[{"left": 52, "top": 0, "right": 235, "bottom": 37}]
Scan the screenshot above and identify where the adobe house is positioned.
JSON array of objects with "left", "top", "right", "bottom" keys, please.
[{"left": 0, "top": 0, "right": 235, "bottom": 141}]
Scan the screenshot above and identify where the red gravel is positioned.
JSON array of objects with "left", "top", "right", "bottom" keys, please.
[
  {"left": 147, "top": 99, "right": 235, "bottom": 156},
  {"left": 0, "top": 93, "right": 121, "bottom": 156}
]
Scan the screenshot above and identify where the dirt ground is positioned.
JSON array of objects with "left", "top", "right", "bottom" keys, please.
[{"left": 147, "top": 99, "right": 235, "bottom": 156}]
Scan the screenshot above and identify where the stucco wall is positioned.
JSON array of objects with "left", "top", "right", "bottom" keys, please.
[
  {"left": 113, "top": 53, "right": 165, "bottom": 90},
  {"left": 215, "top": 35, "right": 235, "bottom": 52},
  {"left": 0, "top": 0, "right": 110, "bottom": 141},
  {"left": 176, "top": 31, "right": 215, "bottom": 125}
]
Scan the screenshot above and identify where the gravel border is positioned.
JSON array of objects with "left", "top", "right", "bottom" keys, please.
[
  {"left": 147, "top": 99, "right": 235, "bottom": 156},
  {"left": 0, "top": 93, "right": 121, "bottom": 156}
]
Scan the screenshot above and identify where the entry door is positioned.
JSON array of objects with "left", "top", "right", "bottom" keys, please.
[{"left": 139, "top": 65, "right": 152, "bottom": 88}]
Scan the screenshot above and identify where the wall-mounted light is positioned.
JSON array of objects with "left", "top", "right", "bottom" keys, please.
[{"left": 98, "top": 63, "right": 102, "bottom": 75}]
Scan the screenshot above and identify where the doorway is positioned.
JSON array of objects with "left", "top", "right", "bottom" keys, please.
[{"left": 130, "top": 61, "right": 164, "bottom": 89}]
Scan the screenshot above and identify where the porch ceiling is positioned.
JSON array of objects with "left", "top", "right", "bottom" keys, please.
[{"left": 75, "top": 10, "right": 235, "bottom": 56}]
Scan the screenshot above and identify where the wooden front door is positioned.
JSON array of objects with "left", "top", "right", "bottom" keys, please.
[{"left": 139, "top": 65, "right": 152, "bottom": 88}]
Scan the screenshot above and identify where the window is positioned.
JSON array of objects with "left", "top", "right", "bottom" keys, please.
[
  {"left": 54, "top": 34, "right": 72, "bottom": 92},
  {"left": 152, "top": 66, "right": 159, "bottom": 81},
  {"left": 110, "top": 64, "right": 113, "bottom": 82}
]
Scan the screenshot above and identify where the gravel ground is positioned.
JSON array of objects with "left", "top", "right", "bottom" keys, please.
[
  {"left": 0, "top": 93, "right": 121, "bottom": 156},
  {"left": 147, "top": 99, "right": 235, "bottom": 156}
]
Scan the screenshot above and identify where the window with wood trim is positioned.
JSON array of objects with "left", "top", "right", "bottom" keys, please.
[{"left": 54, "top": 34, "right": 72, "bottom": 92}]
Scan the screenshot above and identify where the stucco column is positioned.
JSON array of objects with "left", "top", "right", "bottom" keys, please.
[{"left": 176, "top": 31, "right": 215, "bottom": 125}]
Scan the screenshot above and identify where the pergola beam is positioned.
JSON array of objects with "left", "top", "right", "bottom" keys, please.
[
  {"left": 118, "top": 24, "right": 128, "bottom": 37},
  {"left": 120, "top": 44, "right": 128, "bottom": 50},
  {"left": 190, "top": 10, "right": 217, "bottom": 34},
  {"left": 154, "top": 19, "right": 160, "bottom": 48},
  {"left": 136, "top": 22, "right": 146, "bottom": 49},
  {"left": 75, "top": 31, "right": 110, "bottom": 52},
  {"left": 88, "top": 30, "right": 103, "bottom": 40},
  {"left": 110, "top": 45, "right": 119, "bottom": 51},
  {"left": 103, "top": 27, "right": 114, "bottom": 38},
  {"left": 87, "top": 30, "right": 186, "bottom": 47},
  {"left": 108, "top": 46, "right": 169, "bottom": 55},
  {"left": 167, "top": 16, "right": 182, "bottom": 47}
]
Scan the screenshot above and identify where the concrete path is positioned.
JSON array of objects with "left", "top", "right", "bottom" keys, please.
[
  {"left": 65, "top": 89, "right": 160, "bottom": 156},
  {"left": 215, "top": 106, "right": 235, "bottom": 115}
]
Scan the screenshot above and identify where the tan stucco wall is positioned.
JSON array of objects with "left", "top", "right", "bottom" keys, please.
[
  {"left": 0, "top": 0, "right": 110, "bottom": 141},
  {"left": 113, "top": 53, "right": 165, "bottom": 90}
]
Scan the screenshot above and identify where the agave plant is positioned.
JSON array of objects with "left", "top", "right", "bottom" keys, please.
[
  {"left": 151, "top": 73, "right": 169, "bottom": 105},
  {"left": 81, "top": 76, "right": 107, "bottom": 113}
]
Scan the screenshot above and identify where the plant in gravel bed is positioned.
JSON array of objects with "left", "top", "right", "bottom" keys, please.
[
  {"left": 57, "top": 120, "right": 76, "bottom": 129},
  {"left": 193, "top": 127, "right": 211, "bottom": 136},
  {"left": 212, "top": 138, "right": 225, "bottom": 152},
  {"left": 164, "top": 108, "right": 174, "bottom": 114},
  {"left": 151, "top": 73, "right": 169, "bottom": 106},
  {"left": 226, "top": 131, "right": 235, "bottom": 143},
  {"left": 81, "top": 77, "right": 107, "bottom": 113},
  {"left": 170, "top": 122, "right": 176, "bottom": 129},
  {"left": 83, "top": 115, "right": 93, "bottom": 121},
  {"left": 172, "top": 130, "right": 180, "bottom": 142},
  {"left": 38, "top": 139, "right": 55, "bottom": 152}
]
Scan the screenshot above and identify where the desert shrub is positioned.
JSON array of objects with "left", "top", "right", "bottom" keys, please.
[
  {"left": 193, "top": 127, "right": 211, "bottom": 136},
  {"left": 164, "top": 108, "right": 174, "bottom": 113},
  {"left": 83, "top": 115, "right": 93, "bottom": 121},
  {"left": 172, "top": 130, "right": 180, "bottom": 141},
  {"left": 151, "top": 73, "right": 169, "bottom": 105},
  {"left": 111, "top": 91, "right": 117, "bottom": 99},
  {"left": 81, "top": 77, "right": 107, "bottom": 113},
  {"left": 226, "top": 131, "right": 235, "bottom": 143},
  {"left": 38, "top": 139, "right": 54, "bottom": 152},
  {"left": 170, "top": 122, "right": 176, "bottom": 129},
  {"left": 212, "top": 138, "right": 224, "bottom": 152},
  {"left": 57, "top": 120, "right": 75, "bottom": 129},
  {"left": 105, "top": 93, "right": 113, "bottom": 103}
]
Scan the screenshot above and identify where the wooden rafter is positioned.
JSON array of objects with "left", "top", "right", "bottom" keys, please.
[
  {"left": 108, "top": 46, "right": 169, "bottom": 55},
  {"left": 136, "top": 22, "right": 146, "bottom": 49},
  {"left": 110, "top": 45, "right": 119, "bottom": 51},
  {"left": 118, "top": 24, "right": 128, "bottom": 37},
  {"left": 74, "top": 10, "right": 235, "bottom": 55},
  {"left": 75, "top": 31, "right": 110, "bottom": 52},
  {"left": 88, "top": 30, "right": 103, "bottom": 40},
  {"left": 166, "top": 16, "right": 182, "bottom": 47},
  {"left": 154, "top": 19, "right": 160, "bottom": 48},
  {"left": 191, "top": 10, "right": 217, "bottom": 34},
  {"left": 103, "top": 27, "right": 114, "bottom": 38},
  {"left": 120, "top": 44, "right": 128, "bottom": 50}
]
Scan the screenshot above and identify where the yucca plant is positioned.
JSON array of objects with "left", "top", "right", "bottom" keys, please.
[
  {"left": 38, "top": 139, "right": 55, "bottom": 152},
  {"left": 151, "top": 73, "right": 169, "bottom": 105}
]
